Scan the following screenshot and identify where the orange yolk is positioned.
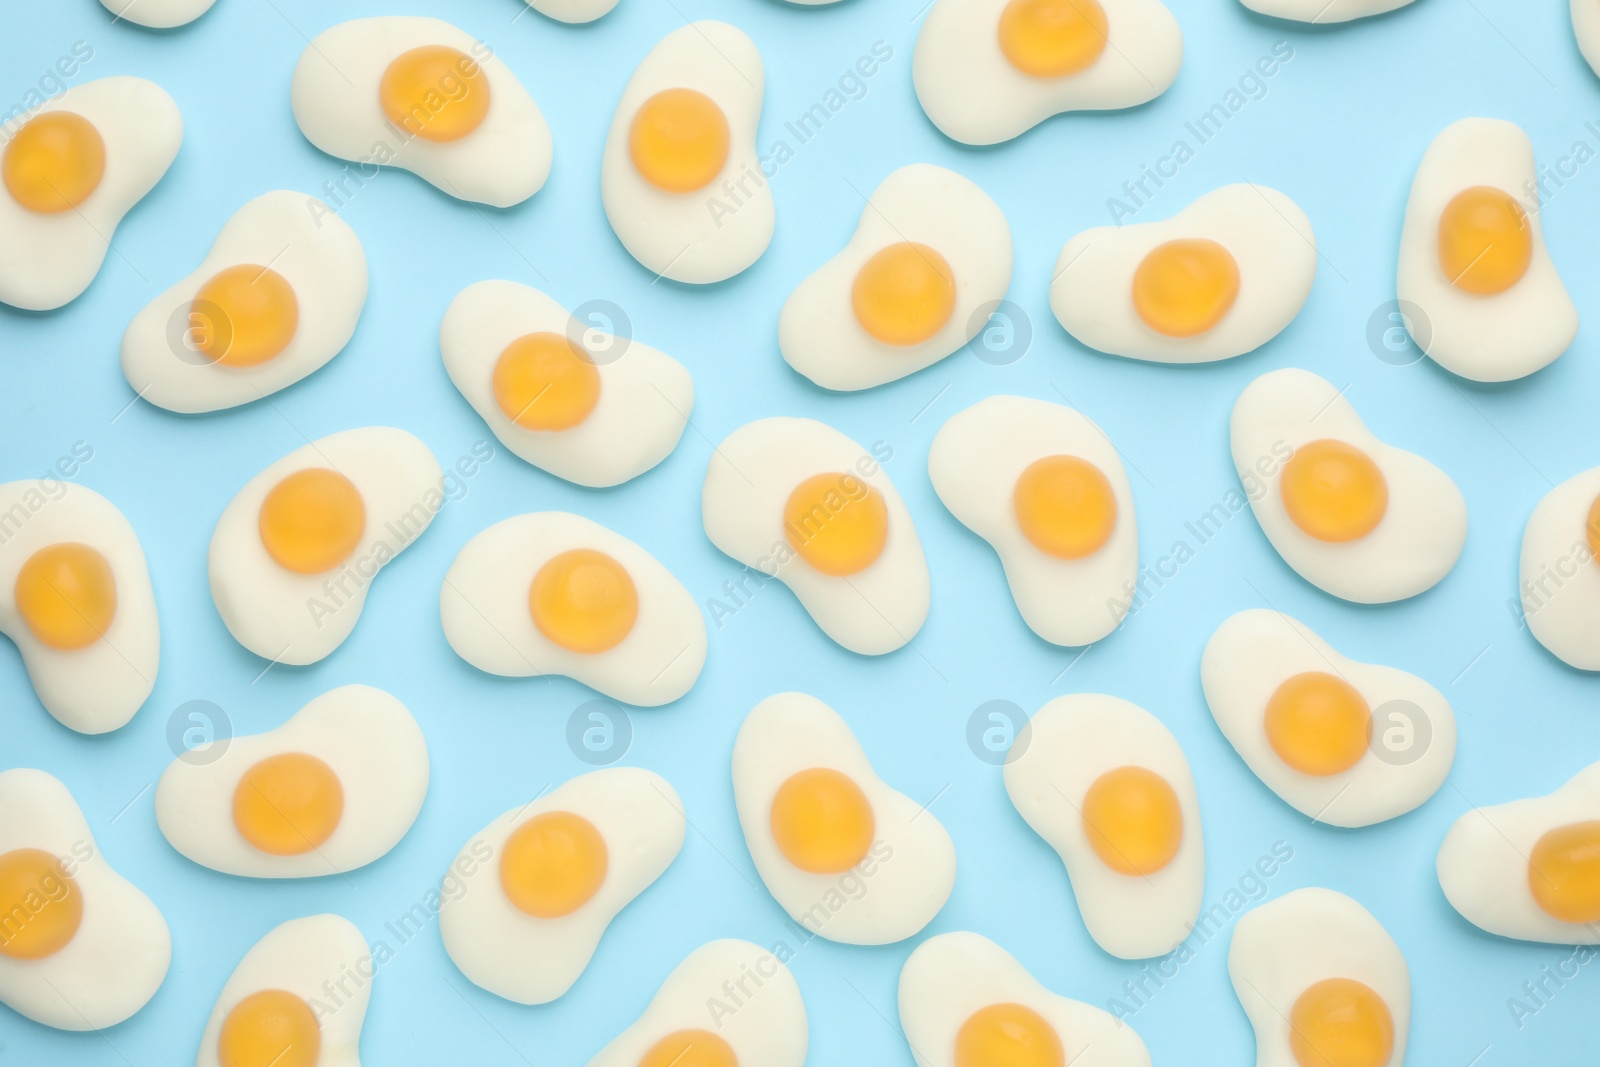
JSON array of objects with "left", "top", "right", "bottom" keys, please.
[
  {"left": 191, "top": 265, "right": 300, "bottom": 367},
  {"left": 14, "top": 541, "right": 117, "bottom": 651},
  {"left": 1280, "top": 439, "right": 1389, "bottom": 543},
  {"left": 529, "top": 548, "right": 639, "bottom": 655},
  {"left": 232, "top": 753, "right": 345, "bottom": 856},
  {"left": 2, "top": 111, "right": 105, "bottom": 214},
  {"left": 0, "top": 848, "right": 83, "bottom": 960},
  {"left": 998, "top": 0, "right": 1108, "bottom": 79},
  {"left": 217, "top": 989, "right": 322, "bottom": 1067},
  {"left": 1265, "top": 672, "right": 1372, "bottom": 777},
  {"left": 500, "top": 810, "right": 609, "bottom": 918},
  {"left": 955, "top": 1002, "right": 1065, "bottom": 1067},
  {"left": 379, "top": 45, "right": 491, "bottom": 143},
  {"left": 769, "top": 768, "right": 875, "bottom": 874},
  {"left": 783, "top": 473, "right": 890, "bottom": 577},
  {"left": 1012, "top": 455, "right": 1118, "bottom": 560},
  {"left": 637, "top": 1029, "right": 739, "bottom": 1067},
  {"left": 1585, "top": 494, "right": 1600, "bottom": 563},
  {"left": 491, "top": 332, "right": 601, "bottom": 431},
  {"left": 1132, "top": 238, "right": 1241, "bottom": 338},
  {"left": 257, "top": 467, "right": 367, "bottom": 575},
  {"left": 628, "top": 88, "right": 730, "bottom": 194},
  {"left": 1436, "top": 186, "right": 1532, "bottom": 296},
  {"left": 1080, "top": 766, "right": 1183, "bottom": 876},
  {"left": 1528, "top": 820, "right": 1600, "bottom": 924},
  {"left": 1288, "top": 978, "right": 1395, "bottom": 1067},
  {"left": 850, "top": 242, "right": 957, "bottom": 346}
]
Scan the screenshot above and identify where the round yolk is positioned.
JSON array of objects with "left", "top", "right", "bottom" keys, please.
[
  {"left": 1528, "top": 820, "right": 1600, "bottom": 924},
  {"left": 1264, "top": 672, "right": 1372, "bottom": 778},
  {"left": 1279, "top": 439, "right": 1389, "bottom": 544},
  {"left": 217, "top": 989, "right": 322, "bottom": 1067},
  {"left": 1131, "top": 238, "right": 1241, "bottom": 338},
  {"left": 628, "top": 88, "right": 730, "bottom": 194},
  {"left": 1585, "top": 494, "right": 1600, "bottom": 564},
  {"left": 378, "top": 45, "right": 491, "bottom": 143},
  {"left": 1436, "top": 186, "right": 1532, "bottom": 296},
  {"left": 769, "top": 768, "right": 875, "bottom": 874},
  {"left": 529, "top": 549, "right": 639, "bottom": 655},
  {"left": 257, "top": 468, "right": 367, "bottom": 575},
  {"left": 499, "top": 810, "right": 609, "bottom": 919},
  {"left": 491, "top": 332, "right": 601, "bottom": 431},
  {"left": 191, "top": 265, "right": 300, "bottom": 367},
  {"left": 1288, "top": 978, "right": 1395, "bottom": 1067},
  {"left": 232, "top": 753, "right": 345, "bottom": 856},
  {"left": 2, "top": 111, "right": 105, "bottom": 214},
  {"left": 14, "top": 542, "right": 117, "bottom": 651},
  {"left": 850, "top": 242, "right": 957, "bottom": 346},
  {"left": 0, "top": 848, "right": 83, "bottom": 961},
  {"left": 997, "top": 0, "right": 1109, "bottom": 79},
  {"left": 1012, "top": 455, "right": 1118, "bottom": 560},
  {"left": 954, "top": 1002, "right": 1065, "bottom": 1067},
  {"left": 1080, "top": 766, "right": 1184, "bottom": 877},
  {"left": 637, "top": 1029, "right": 739, "bottom": 1067},
  {"left": 782, "top": 473, "right": 890, "bottom": 577}
]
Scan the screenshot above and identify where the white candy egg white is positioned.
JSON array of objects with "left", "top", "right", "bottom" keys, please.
[
  {"left": 99, "top": 0, "right": 217, "bottom": 28},
  {"left": 291, "top": 17, "right": 552, "bottom": 208},
  {"left": 929, "top": 396, "right": 1137, "bottom": 646},
  {"left": 1231, "top": 368, "right": 1466, "bottom": 603},
  {"left": 440, "top": 767, "right": 685, "bottom": 1004},
  {"left": 1230, "top": 889, "right": 1411, "bottom": 1067},
  {"left": 440, "top": 511, "right": 706, "bottom": 706},
  {"left": 209, "top": 427, "right": 443, "bottom": 665},
  {"left": 601, "top": 22, "right": 772, "bottom": 284},
  {"left": 154, "top": 685, "right": 428, "bottom": 878},
  {"left": 1050, "top": 184, "right": 1316, "bottom": 363},
  {"left": 121, "top": 190, "right": 368, "bottom": 414},
  {"left": 1240, "top": 0, "right": 1415, "bottom": 22},
  {"left": 1578, "top": 0, "right": 1600, "bottom": 78},
  {"left": 1437, "top": 759, "right": 1600, "bottom": 945},
  {"left": 440, "top": 280, "right": 693, "bottom": 487},
  {"left": 1520, "top": 465, "right": 1600, "bottom": 669},
  {"left": 587, "top": 939, "right": 807, "bottom": 1067},
  {"left": 779, "top": 164, "right": 1012, "bottom": 390},
  {"left": 1397, "top": 118, "right": 1577, "bottom": 382},
  {"left": 1003, "top": 694, "right": 1203, "bottom": 959},
  {"left": 524, "top": 0, "right": 618, "bottom": 23},
  {"left": 0, "top": 480, "right": 158, "bottom": 734},
  {"left": 0, "top": 77, "right": 181, "bottom": 311},
  {"left": 913, "top": 0, "right": 1182, "bottom": 146},
  {"left": 899, "top": 931, "right": 1151, "bottom": 1067},
  {"left": 732, "top": 692, "right": 955, "bottom": 945},
  {"left": 702, "top": 417, "right": 928, "bottom": 655},
  {"left": 0, "top": 769, "right": 170, "bottom": 1031},
  {"left": 1201, "top": 609, "right": 1456, "bottom": 828}
]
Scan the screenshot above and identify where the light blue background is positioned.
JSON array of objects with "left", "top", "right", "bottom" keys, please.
[{"left": 3, "top": 0, "right": 1599, "bottom": 1061}]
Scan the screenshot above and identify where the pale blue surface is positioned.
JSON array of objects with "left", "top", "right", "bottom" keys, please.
[{"left": 3, "top": 0, "right": 1600, "bottom": 1062}]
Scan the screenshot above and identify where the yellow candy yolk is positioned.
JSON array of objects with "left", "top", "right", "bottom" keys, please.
[
  {"left": 1280, "top": 439, "right": 1389, "bottom": 544},
  {"left": 0, "top": 848, "right": 83, "bottom": 960},
  {"left": 379, "top": 45, "right": 491, "bottom": 143},
  {"left": 850, "top": 242, "right": 957, "bottom": 346},
  {"left": 637, "top": 1029, "right": 739, "bottom": 1067},
  {"left": 1437, "top": 186, "right": 1532, "bottom": 296},
  {"left": 1585, "top": 494, "right": 1600, "bottom": 563},
  {"left": 232, "top": 753, "right": 345, "bottom": 856},
  {"left": 217, "top": 989, "right": 322, "bottom": 1067},
  {"left": 1265, "top": 672, "right": 1372, "bottom": 778},
  {"left": 529, "top": 549, "right": 639, "bottom": 655},
  {"left": 1012, "top": 455, "right": 1118, "bottom": 560},
  {"left": 500, "top": 810, "right": 609, "bottom": 918},
  {"left": 191, "top": 265, "right": 300, "bottom": 367},
  {"left": 2, "top": 111, "right": 105, "bottom": 214},
  {"left": 628, "top": 88, "right": 730, "bottom": 194},
  {"left": 491, "top": 332, "right": 601, "bottom": 432},
  {"left": 998, "top": 0, "right": 1108, "bottom": 78},
  {"left": 1288, "top": 978, "right": 1395, "bottom": 1067},
  {"left": 1528, "top": 820, "right": 1600, "bottom": 924},
  {"left": 783, "top": 473, "right": 889, "bottom": 577},
  {"left": 1080, "top": 766, "right": 1183, "bottom": 877},
  {"left": 257, "top": 467, "right": 367, "bottom": 575},
  {"left": 1132, "top": 238, "right": 1241, "bottom": 338},
  {"left": 955, "top": 1002, "right": 1065, "bottom": 1067},
  {"left": 14, "top": 542, "right": 117, "bottom": 651},
  {"left": 769, "top": 768, "right": 875, "bottom": 874}
]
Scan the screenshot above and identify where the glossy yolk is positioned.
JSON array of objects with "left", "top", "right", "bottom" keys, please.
[
  {"left": 769, "top": 768, "right": 875, "bottom": 874},
  {"left": 14, "top": 542, "right": 117, "bottom": 651},
  {"left": 850, "top": 242, "right": 957, "bottom": 346},
  {"left": 955, "top": 1002, "right": 1065, "bottom": 1067},
  {"left": 628, "top": 88, "right": 730, "bottom": 194},
  {"left": 1012, "top": 455, "right": 1118, "bottom": 560},
  {"left": 1080, "top": 766, "right": 1183, "bottom": 877},
  {"left": 1264, "top": 672, "right": 1372, "bottom": 778},
  {"left": 782, "top": 473, "right": 890, "bottom": 577},
  {"left": 379, "top": 45, "right": 491, "bottom": 143},
  {"left": 1279, "top": 439, "right": 1389, "bottom": 544},
  {"left": 529, "top": 548, "right": 639, "bottom": 655},
  {"left": 257, "top": 467, "right": 367, "bottom": 575},
  {"left": 2, "top": 111, "right": 105, "bottom": 214},
  {"left": 491, "top": 331, "right": 601, "bottom": 431},
  {"left": 0, "top": 848, "right": 83, "bottom": 960},
  {"left": 499, "top": 810, "right": 609, "bottom": 918},
  {"left": 191, "top": 265, "right": 300, "bottom": 367},
  {"left": 1436, "top": 186, "right": 1532, "bottom": 296},
  {"left": 232, "top": 752, "right": 345, "bottom": 856},
  {"left": 998, "top": 0, "right": 1108, "bottom": 79},
  {"left": 1528, "top": 820, "right": 1600, "bottom": 924},
  {"left": 1131, "top": 238, "right": 1241, "bottom": 338},
  {"left": 1288, "top": 978, "right": 1395, "bottom": 1067},
  {"left": 1585, "top": 494, "right": 1600, "bottom": 563},
  {"left": 217, "top": 989, "right": 322, "bottom": 1067},
  {"left": 637, "top": 1029, "right": 739, "bottom": 1067}
]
